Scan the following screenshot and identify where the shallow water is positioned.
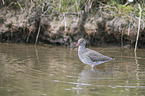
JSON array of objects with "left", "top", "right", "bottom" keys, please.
[{"left": 0, "top": 43, "right": 145, "bottom": 96}]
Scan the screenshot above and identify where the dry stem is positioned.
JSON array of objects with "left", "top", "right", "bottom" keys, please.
[
  {"left": 35, "top": 22, "right": 41, "bottom": 45},
  {"left": 134, "top": 4, "right": 142, "bottom": 52}
]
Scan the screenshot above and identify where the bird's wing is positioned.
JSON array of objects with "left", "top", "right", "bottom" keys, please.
[{"left": 83, "top": 49, "right": 112, "bottom": 62}]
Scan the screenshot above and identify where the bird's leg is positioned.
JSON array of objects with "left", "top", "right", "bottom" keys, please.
[
  {"left": 91, "top": 65, "right": 94, "bottom": 69},
  {"left": 91, "top": 65, "right": 95, "bottom": 72}
]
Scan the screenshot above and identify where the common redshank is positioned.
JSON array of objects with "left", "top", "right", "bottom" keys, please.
[{"left": 72, "top": 38, "right": 114, "bottom": 69}]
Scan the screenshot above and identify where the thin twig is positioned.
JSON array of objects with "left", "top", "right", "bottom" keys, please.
[
  {"left": 35, "top": 22, "right": 41, "bottom": 45},
  {"left": 17, "top": 1, "right": 23, "bottom": 10},
  {"left": 35, "top": 3, "right": 49, "bottom": 45},
  {"left": 26, "top": 29, "right": 32, "bottom": 42},
  {"left": 2, "top": 0, "right": 5, "bottom": 5},
  {"left": 121, "top": 28, "right": 124, "bottom": 48},
  {"left": 40, "top": 3, "right": 50, "bottom": 17},
  {"left": 128, "top": 22, "right": 131, "bottom": 36},
  {"left": 134, "top": 4, "right": 142, "bottom": 52}
]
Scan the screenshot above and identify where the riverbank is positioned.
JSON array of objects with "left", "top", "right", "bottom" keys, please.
[{"left": 0, "top": 0, "right": 145, "bottom": 48}]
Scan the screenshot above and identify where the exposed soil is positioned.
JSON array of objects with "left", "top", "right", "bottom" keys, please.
[{"left": 0, "top": 5, "right": 145, "bottom": 48}]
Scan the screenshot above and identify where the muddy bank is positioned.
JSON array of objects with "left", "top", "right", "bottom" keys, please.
[{"left": 0, "top": 2, "right": 145, "bottom": 48}]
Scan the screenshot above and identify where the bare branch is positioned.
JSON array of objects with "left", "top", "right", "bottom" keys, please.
[
  {"left": 134, "top": 4, "right": 142, "bottom": 52},
  {"left": 35, "top": 21, "right": 41, "bottom": 45},
  {"left": 2, "top": 0, "right": 5, "bottom": 5}
]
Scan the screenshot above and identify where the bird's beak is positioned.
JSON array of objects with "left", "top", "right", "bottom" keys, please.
[{"left": 72, "top": 43, "right": 79, "bottom": 50}]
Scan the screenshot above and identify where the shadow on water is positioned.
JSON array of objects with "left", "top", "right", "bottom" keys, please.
[{"left": 0, "top": 43, "right": 145, "bottom": 96}]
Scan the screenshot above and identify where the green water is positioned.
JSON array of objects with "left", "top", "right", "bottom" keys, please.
[{"left": 0, "top": 43, "right": 145, "bottom": 96}]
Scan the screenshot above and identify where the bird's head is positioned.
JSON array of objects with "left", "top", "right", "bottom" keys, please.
[{"left": 72, "top": 38, "right": 86, "bottom": 50}]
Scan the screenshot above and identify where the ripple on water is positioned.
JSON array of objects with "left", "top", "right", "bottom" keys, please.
[{"left": 0, "top": 43, "right": 145, "bottom": 96}]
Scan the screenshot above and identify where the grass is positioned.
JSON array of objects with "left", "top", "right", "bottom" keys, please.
[{"left": 1, "top": 0, "right": 144, "bottom": 15}]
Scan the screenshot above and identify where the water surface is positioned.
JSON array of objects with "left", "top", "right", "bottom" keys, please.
[{"left": 0, "top": 43, "right": 145, "bottom": 96}]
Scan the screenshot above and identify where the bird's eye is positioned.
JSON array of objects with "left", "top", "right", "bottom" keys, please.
[{"left": 80, "top": 40, "right": 84, "bottom": 43}]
